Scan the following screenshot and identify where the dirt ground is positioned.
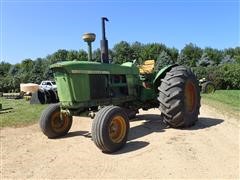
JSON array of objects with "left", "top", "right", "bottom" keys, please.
[{"left": 1, "top": 103, "right": 239, "bottom": 179}]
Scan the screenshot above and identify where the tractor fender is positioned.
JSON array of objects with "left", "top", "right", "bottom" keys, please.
[{"left": 153, "top": 64, "right": 178, "bottom": 92}]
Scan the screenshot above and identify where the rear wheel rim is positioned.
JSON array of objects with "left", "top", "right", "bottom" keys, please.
[
  {"left": 206, "top": 84, "right": 214, "bottom": 93},
  {"left": 50, "top": 112, "right": 69, "bottom": 133},
  {"left": 185, "top": 81, "right": 197, "bottom": 113},
  {"left": 108, "top": 115, "right": 126, "bottom": 143}
]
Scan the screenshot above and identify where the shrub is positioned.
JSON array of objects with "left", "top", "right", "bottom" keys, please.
[{"left": 192, "top": 63, "right": 240, "bottom": 89}]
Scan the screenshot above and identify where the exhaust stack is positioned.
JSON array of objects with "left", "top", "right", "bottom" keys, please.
[{"left": 101, "top": 17, "right": 109, "bottom": 63}]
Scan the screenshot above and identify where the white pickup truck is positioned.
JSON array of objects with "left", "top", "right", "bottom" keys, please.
[{"left": 39, "top": 81, "right": 57, "bottom": 91}]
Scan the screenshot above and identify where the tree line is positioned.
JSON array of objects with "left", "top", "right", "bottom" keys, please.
[{"left": 0, "top": 42, "right": 240, "bottom": 92}]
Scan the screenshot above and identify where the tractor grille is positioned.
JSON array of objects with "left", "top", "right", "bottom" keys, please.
[{"left": 89, "top": 74, "right": 109, "bottom": 99}]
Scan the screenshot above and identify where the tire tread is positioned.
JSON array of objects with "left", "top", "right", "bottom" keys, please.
[{"left": 158, "top": 66, "right": 200, "bottom": 128}]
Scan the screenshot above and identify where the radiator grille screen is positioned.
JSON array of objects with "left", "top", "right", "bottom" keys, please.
[{"left": 89, "top": 74, "right": 108, "bottom": 99}]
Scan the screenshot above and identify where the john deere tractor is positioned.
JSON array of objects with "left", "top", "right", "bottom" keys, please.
[{"left": 40, "top": 17, "right": 200, "bottom": 153}]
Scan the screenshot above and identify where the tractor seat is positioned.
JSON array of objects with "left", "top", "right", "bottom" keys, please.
[{"left": 139, "top": 60, "right": 155, "bottom": 74}]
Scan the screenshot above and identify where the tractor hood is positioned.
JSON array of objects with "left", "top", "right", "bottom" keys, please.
[{"left": 50, "top": 61, "right": 139, "bottom": 75}]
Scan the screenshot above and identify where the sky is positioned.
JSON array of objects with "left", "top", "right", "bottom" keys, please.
[{"left": 0, "top": 0, "right": 239, "bottom": 64}]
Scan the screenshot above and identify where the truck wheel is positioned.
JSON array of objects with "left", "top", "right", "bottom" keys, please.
[
  {"left": 40, "top": 103, "right": 72, "bottom": 138},
  {"left": 158, "top": 65, "right": 200, "bottom": 128},
  {"left": 37, "top": 89, "right": 47, "bottom": 104},
  {"left": 202, "top": 81, "right": 215, "bottom": 93},
  {"left": 91, "top": 106, "right": 129, "bottom": 153},
  {"left": 47, "top": 89, "right": 58, "bottom": 103}
]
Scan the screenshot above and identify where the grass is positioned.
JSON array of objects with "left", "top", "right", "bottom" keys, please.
[
  {"left": 201, "top": 90, "right": 240, "bottom": 118},
  {"left": 0, "top": 97, "right": 47, "bottom": 128}
]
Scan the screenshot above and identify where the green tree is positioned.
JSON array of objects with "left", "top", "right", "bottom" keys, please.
[
  {"left": 155, "top": 51, "right": 174, "bottom": 71},
  {"left": 141, "top": 43, "right": 167, "bottom": 61},
  {"left": 203, "top": 47, "right": 223, "bottom": 65},
  {"left": 131, "top": 41, "right": 144, "bottom": 64},
  {"left": 198, "top": 52, "right": 214, "bottom": 67},
  {"left": 43, "top": 59, "right": 53, "bottom": 80},
  {"left": 67, "top": 50, "right": 79, "bottom": 61},
  {"left": 78, "top": 49, "right": 88, "bottom": 60},
  {"left": 19, "top": 59, "right": 34, "bottom": 83},
  {"left": 49, "top": 49, "right": 68, "bottom": 64},
  {"left": 167, "top": 47, "right": 179, "bottom": 62},
  {"left": 29, "top": 58, "right": 45, "bottom": 84},
  {"left": 92, "top": 48, "right": 101, "bottom": 62},
  {"left": 234, "top": 55, "right": 240, "bottom": 63},
  {"left": 223, "top": 48, "right": 235, "bottom": 58},
  {"left": 221, "top": 55, "right": 235, "bottom": 64},
  {"left": 177, "top": 52, "right": 188, "bottom": 66},
  {"left": 8, "top": 63, "right": 21, "bottom": 76},
  {"left": 112, "top": 41, "right": 134, "bottom": 64},
  {"left": 0, "top": 61, "right": 11, "bottom": 77},
  {"left": 180, "top": 43, "right": 202, "bottom": 67},
  {"left": 222, "top": 47, "right": 240, "bottom": 63}
]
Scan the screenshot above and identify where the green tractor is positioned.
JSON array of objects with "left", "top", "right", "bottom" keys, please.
[
  {"left": 39, "top": 17, "right": 200, "bottom": 153},
  {"left": 199, "top": 78, "right": 216, "bottom": 93}
]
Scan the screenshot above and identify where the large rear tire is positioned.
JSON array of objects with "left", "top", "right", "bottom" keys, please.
[
  {"left": 91, "top": 106, "right": 129, "bottom": 153},
  {"left": 158, "top": 65, "right": 200, "bottom": 128},
  {"left": 40, "top": 104, "right": 72, "bottom": 138}
]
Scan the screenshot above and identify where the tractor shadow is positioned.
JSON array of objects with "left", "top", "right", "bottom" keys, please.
[
  {"left": 118, "top": 115, "right": 224, "bottom": 154},
  {"left": 129, "top": 115, "right": 224, "bottom": 140},
  {"left": 112, "top": 141, "right": 150, "bottom": 155},
  {"left": 61, "top": 131, "right": 90, "bottom": 139},
  {"left": 113, "top": 114, "right": 165, "bottom": 154},
  {"left": 186, "top": 117, "right": 224, "bottom": 130},
  {"left": 59, "top": 115, "right": 223, "bottom": 154},
  {"left": 128, "top": 114, "right": 166, "bottom": 141}
]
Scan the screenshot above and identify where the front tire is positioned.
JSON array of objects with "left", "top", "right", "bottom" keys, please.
[
  {"left": 40, "top": 104, "right": 72, "bottom": 138},
  {"left": 91, "top": 106, "right": 129, "bottom": 153},
  {"left": 158, "top": 66, "right": 200, "bottom": 128}
]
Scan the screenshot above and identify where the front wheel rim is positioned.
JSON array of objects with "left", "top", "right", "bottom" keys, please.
[
  {"left": 108, "top": 115, "right": 127, "bottom": 143},
  {"left": 50, "top": 112, "right": 69, "bottom": 133}
]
